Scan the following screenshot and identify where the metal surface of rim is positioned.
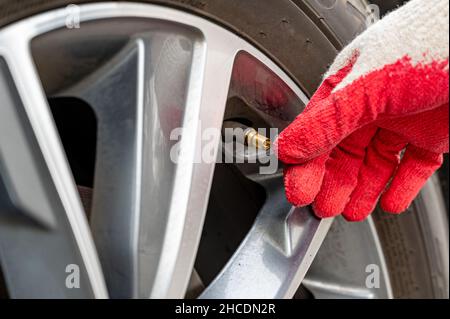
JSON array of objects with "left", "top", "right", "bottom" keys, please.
[{"left": 0, "top": 2, "right": 392, "bottom": 299}]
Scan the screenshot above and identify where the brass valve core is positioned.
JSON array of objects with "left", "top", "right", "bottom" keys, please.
[{"left": 244, "top": 128, "right": 271, "bottom": 151}]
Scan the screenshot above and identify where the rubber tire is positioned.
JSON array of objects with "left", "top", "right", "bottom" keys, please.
[
  {"left": 0, "top": 0, "right": 448, "bottom": 299},
  {"left": 371, "top": 0, "right": 408, "bottom": 16},
  {"left": 373, "top": 177, "right": 449, "bottom": 299}
]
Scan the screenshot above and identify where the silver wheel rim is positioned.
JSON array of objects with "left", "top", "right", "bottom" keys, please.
[{"left": 0, "top": 2, "right": 393, "bottom": 299}]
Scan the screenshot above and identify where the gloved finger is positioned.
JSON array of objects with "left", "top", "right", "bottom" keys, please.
[
  {"left": 342, "top": 129, "right": 408, "bottom": 222},
  {"left": 276, "top": 54, "right": 359, "bottom": 164},
  {"left": 312, "top": 125, "right": 378, "bottom": 218},
  {"left": 284, "top": 152, "right": 329, "bottom": 207},
  {"left": 380, "top": 145, "right": 444, "bottom": 214},
  {"left": 276, "top": 94, "right": 360, "bottom": 164}
]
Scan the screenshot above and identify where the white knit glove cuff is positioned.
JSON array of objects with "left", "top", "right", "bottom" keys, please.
[{"left": 326, "top": 0, "right": 449, "bottom": 92}]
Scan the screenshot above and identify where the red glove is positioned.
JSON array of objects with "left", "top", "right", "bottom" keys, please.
[{"left": 276, "top": 0, "right": 449, "bottom": 221}]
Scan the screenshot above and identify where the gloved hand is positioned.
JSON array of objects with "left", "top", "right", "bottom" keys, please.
[{"left": 276, "top": 0, "right": 449, "bottom": 221}]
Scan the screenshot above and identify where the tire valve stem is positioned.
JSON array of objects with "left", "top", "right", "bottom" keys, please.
[
  {"left": 245, "top": 128, "right": 271, "bottom": 151},
  {"left": 222, "top": 121, "right": 271, "bottom": 151}
]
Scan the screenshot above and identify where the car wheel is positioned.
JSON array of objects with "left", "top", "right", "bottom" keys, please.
[{"left": 0, "top": 0, "right": 447, "bottom": 299}]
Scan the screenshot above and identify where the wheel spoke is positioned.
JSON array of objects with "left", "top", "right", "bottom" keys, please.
[
  {"left": 0, "top": 39, "right": 107, "bottom": 298},
  {"left": 200, "top": 176, "right": 333, "bottom": 299},
  {"left": 301, "top": 279, "right": 377, "bottom": 299},
  {"left": 304, "top": 216, "right": 393, "bottom": 299}
]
